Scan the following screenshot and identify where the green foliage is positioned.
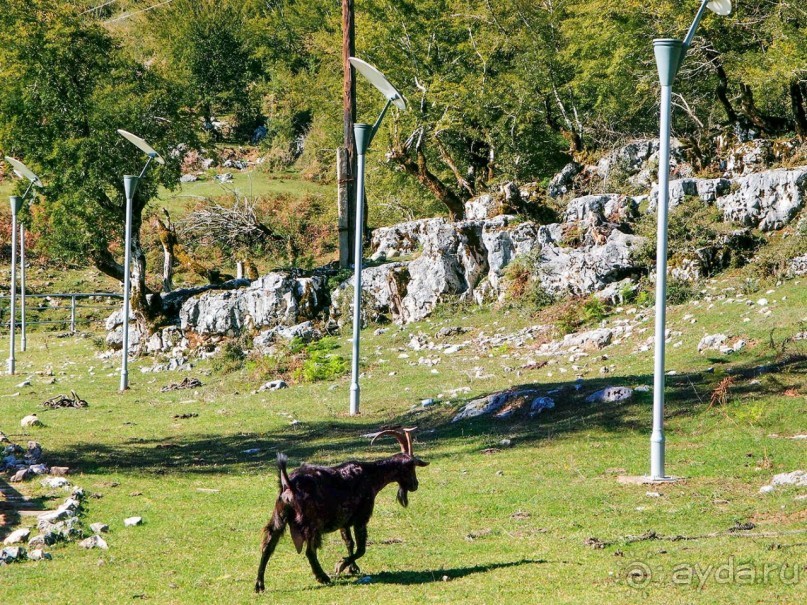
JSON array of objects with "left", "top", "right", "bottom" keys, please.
[
  {"left": 295, "top": 337, "right": 348, "bottom": 383},
  {"left": 555, "top": 296, "right": 607, "bottom": 335},
  {"left": 666, "top": 278, "right": 696, "bottom": 306},
  {"left": 0, "top": 0, "right": 194, "bottom": 283},
  {"left": 148, "top": 0, "right": 263, "bottom": 136},
  {"left": 212, "top": 341, "right": 247, "bottom": 374},
  {"left": 245, "top": 336, "right": 348, "bottom": 383}
]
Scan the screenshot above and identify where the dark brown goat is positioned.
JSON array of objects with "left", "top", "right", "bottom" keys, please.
[{"left": 254, "top": 428, "right": 428, "bottom": 591}]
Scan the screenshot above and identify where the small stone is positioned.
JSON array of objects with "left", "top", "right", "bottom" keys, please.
[
  {"left": 10, "top": 468, "right": 33, "bottom": 483},
  {"left": 759, "top": 485, "right": 775, "bottom": 494},
  {"left": 0, "top": 546, "right": 26, "bottom": 562},
  {"left": 16, "top": 379, "right": 32, "bottom": 388},
  {"left": 529, "top": 397, "right": 555, "bottom": 416},
  {"left": 79, "top": 535, "right": 108, "bottom": 550},
  {"left": 28, "top": 549, "right": 51, "bottom": 561},
  {"left": 90, "top": 523, "right": 109, "bottom": 534},
  {"left": 645, "top": 492, "right": 661, "bottom": 498},
  {"left": 499, "top": 439, "right": 512, "bottom": 448},
  {"left": 3, "top": 528, "right": 30, "bottom": 546},
  {"left": 421, "top": 398, "right": 435, "bottom": 407},
  {"left": 41, "top": 477, "right": 70, "bottom": 489},
  {"left": 770, "top": 470, "right": 807, "bottom": 487},
  {"left": 757, "top": 298, "right": 768, "bottom": 306},
  {"left": 258, "top": 380, "right": 287, "bottom": 392},
  {"left": 585, "top": 386, "right": 633, "bottom": 404},
  {"left": 124, "top": 516, "right": 143, "bottom": 527},
  {"left": 50, "top": 466, "right": 70, "bottom": 476},
  {"left": 20, "top": 414, "right": 42, "bottom": 428}
]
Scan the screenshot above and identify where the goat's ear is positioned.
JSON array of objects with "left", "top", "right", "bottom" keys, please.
[{"left": 414, "top": 457, "right": 429, "bottom": 467}]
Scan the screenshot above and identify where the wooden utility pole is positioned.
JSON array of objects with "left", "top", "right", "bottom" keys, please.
[{"left": 338, "top": 0, "right": 357, "bottom": 268}]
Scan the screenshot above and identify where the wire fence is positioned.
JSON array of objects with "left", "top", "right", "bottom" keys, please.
[{"left": 0, "top": 293, "right": 123, "bottom": 333}]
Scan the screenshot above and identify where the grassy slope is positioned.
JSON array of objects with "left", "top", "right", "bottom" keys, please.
[{"left": 0, "top": 271, "right": 805, "bottom": 604}]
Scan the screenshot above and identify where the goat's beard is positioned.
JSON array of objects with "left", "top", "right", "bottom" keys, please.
[{"left": 396, "top": 486, "right": 409, "bottom": 508}]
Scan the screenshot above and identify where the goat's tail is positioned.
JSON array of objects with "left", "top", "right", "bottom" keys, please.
[{"left": 277, "top": 452, "right": 292, "bottom": 493}]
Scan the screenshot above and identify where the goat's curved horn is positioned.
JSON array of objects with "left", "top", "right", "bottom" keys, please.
[{"left": 366, "top": 427, "right": 417, "bottom": 455}]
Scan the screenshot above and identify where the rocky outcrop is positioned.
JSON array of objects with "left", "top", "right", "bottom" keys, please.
[
  {"left": 548, "top": 162, "right": 582, "bottom": 198},
  {"left": 330, "top": 263, "right": 410, "bottom": 327},
  {"left": 537, "top": 229, "right": 645, "bottom": 297},
  {"left": 789, "top": 254, "right": 807, "bottom": 277},
  {"left": 716, "top": 168, "right": 807, "bottom": 231},
  {"left": 335, "top": 206, "right": 646, "bottom": 324},
  {"left": 649, "top": 177, "right": 731, "bottom": 210},
  {"left": 563, "top": 194, "right": 638, "bottom": 225},
  {"left": 179, "top": 272, "right": 327, "bottom": 335}
]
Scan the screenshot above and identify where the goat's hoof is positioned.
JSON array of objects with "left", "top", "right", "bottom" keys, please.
[
  {"left": 335, "top": 558, "right": 361, "bottom": 576},
  {"left": 254, "top": 580, "right": 265, "bottom": 593},
  {"left": 316, "top": 574, "right": 331, "bottom": 585}
]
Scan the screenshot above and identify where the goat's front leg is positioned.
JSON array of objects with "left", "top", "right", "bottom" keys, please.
[
  {"left": 335, "top": 527, "right": 361, "bottom": 576},
  {"left": 335, "top": 524, "right": 367, "bottom": 576},
  {"left": 255, "top": 511, "right": 286, "bottom": 593},
  {"left": 305, "top": 539, "right": 331, "bottom": 584}
]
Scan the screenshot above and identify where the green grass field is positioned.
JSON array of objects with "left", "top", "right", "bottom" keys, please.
[
  {"left": 155, "top": 170, "right": 332, "bottom": 217},
  {"left": 1, "top": 271, "right": 805, "bottom": 604}
]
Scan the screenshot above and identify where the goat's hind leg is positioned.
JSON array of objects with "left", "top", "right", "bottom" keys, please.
[
  {"left": 335, "top": 527, "right": 361, "bottom": 576},
  {"left": 255, "top": 508, "right": 287, "bottom": 593},
  {"left": 305, "top": 534, "right": 331, "bottom": 584},
  {"left": 335, "top": 524, "right": 367, "bottom": 576}
]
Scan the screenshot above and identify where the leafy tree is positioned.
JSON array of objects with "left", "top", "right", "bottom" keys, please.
[
  {"left": 0, "top": 0, "right": 194, "bottom": 319},
  {"left": 148, "top": 0, "right": 263, "bottom": 136}
]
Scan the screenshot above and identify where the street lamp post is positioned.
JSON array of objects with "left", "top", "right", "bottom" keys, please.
[
  {"left": 347, "top": 57, "right": 407, "bottom": 416},
  {"left": 117, "top": 129, "right": 164, "bottom": 391},
  {"left": 20, "top": 222, "right": 26, "bottom": 351},
  {"left": 7, "top": 196, "right": 22, "bottom": 375},
  {"left": 4, "top": 156, "right": 42, "bottom": 374},
  {"left": 650, "top": 0, "right": 731, "bottom": 480}
]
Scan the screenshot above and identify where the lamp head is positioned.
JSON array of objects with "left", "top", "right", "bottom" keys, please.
[
  {"left": 707, "top": 0, "right": 731, "bottom": 16},
  {"left": 116, "top": 129, "right": 166, "bottom": 165},
  {"left": 348, "top": 57, "right": 407, "bottom": 111},
  {"left": 4, "top": 156, "right": 42, "bottom": 187}
]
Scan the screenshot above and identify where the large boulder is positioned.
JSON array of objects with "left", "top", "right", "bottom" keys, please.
[
  {"left": 564, "top": 194, "right": 638, "bottom": 225},
  {"left": 789, "top": 253, "right": 807, "bottom": 277},
  {"left": 649, "top": 177, "right": 731, "bottom": 210},
  {"left": 537, "top": 229, "right": 645, "bottom": 297},
  {"left": 596, "top": 139, "right": 661, "bottom": 181},
  {"left": 330, "top": 263, "right": 410, "bottom": 326},
  {"left": 548, "top": 162, "right": 583, "bottom": 198},
  {"left": 716, "top": 168, "right": 807, "bottom": 231},
  {"left": 179, "top": 272, "right": 327, "bottom": 336}
]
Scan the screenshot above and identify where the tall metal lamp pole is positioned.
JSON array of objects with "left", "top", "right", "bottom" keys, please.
[
  {"left": 4, "top": 156, "right": 42, "bottom": 374},
  {"left": 7, "top": 196, "right": 22, "bottom": 374},
  {"left": 116, "top": 129, "right": 164, "bottom": 391},
  {"left": 650, "top": 0, "right": 732, "bottom": 480},
  {"left": 347, "top": 57, "right": 406, "bottom": 416}
]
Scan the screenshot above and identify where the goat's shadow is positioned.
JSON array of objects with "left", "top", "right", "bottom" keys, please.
[{"left": 358, "top": 558, "right": 547, "bottom": 585}]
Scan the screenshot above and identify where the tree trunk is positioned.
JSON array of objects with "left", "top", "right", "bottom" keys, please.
[
  {"left": 388, "top": 137, "right": 466, "bottom": 221},
  {"left": 153, "top": 211, "right": 177, "bottom": 293},
  {"left": 790, "top": 79, "right": 807, "bottom": 140},
  {"left": 703, "top": 46, "right": 738, "bottom": 124},
  {"left": 90, "top": 248, "right": 125, "bottom": 283},
  {"left": 739, "top": 83, "right": 791, "bottom": 134},
  {"left": 128, "top": 212, "right": 151, "bottom": 319},
  {"left": 341, "top": 0, "right": 357, "bottom": 268}
]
